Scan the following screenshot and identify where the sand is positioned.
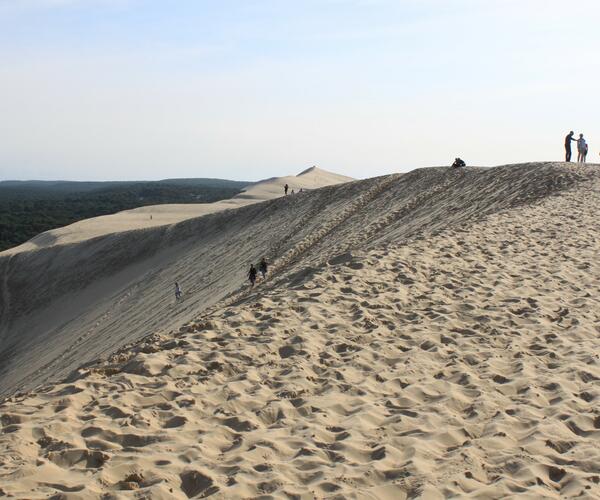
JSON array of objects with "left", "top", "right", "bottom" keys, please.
[
  {"left": 1, "top": 163, "right": 599, "bottom": 498},
  {"left": 0, "top": 164, "right": 593, "bottom": 398},
  {"left": 2, "top": 166, "right": 352, "bottom": 254}
]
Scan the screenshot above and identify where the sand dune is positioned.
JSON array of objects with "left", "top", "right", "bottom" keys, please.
[
  {"left": 1, "top": 163, "right": 600, "bottom": 498},
  {"left": 1, "top": 163, "right": 585, "bottom": 399},
  {"left": 2, "top": 166, "right": 352, "bottom": 254}
]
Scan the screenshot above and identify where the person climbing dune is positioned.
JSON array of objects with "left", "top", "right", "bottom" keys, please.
[
  {"left": 248, "top": 264, "right": 258, "bottom": 287},
  {"left": 259, "top": 257, "right": 269, "bottom": 279},
  {"left": 174, "top": 282, "right": 182, "bottom": 300}
]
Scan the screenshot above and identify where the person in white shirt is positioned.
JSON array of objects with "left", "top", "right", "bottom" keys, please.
[{"left": 577, "top": 134, "right": 587, "bottom": 163}]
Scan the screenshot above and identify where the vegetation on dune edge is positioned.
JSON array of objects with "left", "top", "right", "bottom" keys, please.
[{"left": 0, "top": 179, "right": 249, "bottom": 252}]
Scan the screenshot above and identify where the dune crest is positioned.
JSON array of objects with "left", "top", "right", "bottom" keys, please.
[{"left": 1, "top": 163, "right": 599, "bottom": 497}]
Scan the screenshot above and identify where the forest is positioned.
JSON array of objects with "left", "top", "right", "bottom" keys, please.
[{"left": 0, "top": 179, "right": 249, "bottom": 252}]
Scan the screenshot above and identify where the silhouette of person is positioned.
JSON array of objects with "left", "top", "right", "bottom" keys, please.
[
  {"left": 565, "top": 131, "right": 576, "bottom": 162},
  {"left": 248, "top": 264, "right": 257, "bottom": 287},
  {"left": 451, "top": 158, "right": 466, "bottom": 168},
  {"left": 175, "top": 282, "right": 182, "bottom": 300},
  {"left": 284, "top": 184, "right": 289, "bottom": 195}
]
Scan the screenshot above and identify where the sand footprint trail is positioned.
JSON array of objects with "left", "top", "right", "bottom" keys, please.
[{"left": 1, "top": 165, "right": 599, "bottom": 498}]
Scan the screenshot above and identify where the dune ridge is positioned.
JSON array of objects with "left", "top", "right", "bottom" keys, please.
[{"left": 0, "top": 163, "right": 599, "bottom": 498}]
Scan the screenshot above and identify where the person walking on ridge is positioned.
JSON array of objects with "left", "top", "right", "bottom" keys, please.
[
  {"left": 259, "top": 257, "right": 269, "bottom": 280},
  {"left": 248, "top": 264, "right": 258, "bottom": 287},
  {"left": 565, "top": 131, "right": 576, "bottom": 162},
  {"left": 577, "top": 134, "right": 587, "bottom": 163},
  {"left": 284, "top": 184, "right": 289, "bottom": 196}
]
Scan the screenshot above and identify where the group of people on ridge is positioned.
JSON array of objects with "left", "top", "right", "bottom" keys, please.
[
  {"left": 284, "top": 184, "right": 303, "bottom": 196},
  {"left": 565, "top": 131, "right": 588, "bottom": 163}
]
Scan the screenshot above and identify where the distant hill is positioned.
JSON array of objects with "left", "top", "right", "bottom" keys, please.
[{"left": 0, "top": 178, "right": 250, "bottom": 251}]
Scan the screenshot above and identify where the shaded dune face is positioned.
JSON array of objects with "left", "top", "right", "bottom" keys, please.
[
  {"left": 0, "top": 163, "right": 594, "bottom": 401},
  {"left": 0, "top": 162, "right": 599, "bottom": 498}
]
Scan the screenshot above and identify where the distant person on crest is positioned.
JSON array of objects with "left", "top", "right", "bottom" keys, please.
[
  {"left": 577, "top": 134, "right": 587, "bottom": 163},
  {"left": 284, "top": 184, "right": 289, "bottom": 196},
  {"left": 565, "top": 131, "right": 576, "bottom": 162},
  {"left": 451, "top": 158, "right": 466, "bottom": 168},
  {"left": 248, "top": 264, "right": 258, "bottom": 287}
]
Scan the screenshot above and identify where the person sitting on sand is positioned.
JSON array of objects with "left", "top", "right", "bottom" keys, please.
[
  {"left": 248, "top": 264, "right": 258, "bottom": 287},
  {"left": 259, "top": 257, "right": 269, "bottom": 279},
  {"left": 577, "top": 134, "right": 587, "bottom": 163},
  {"left": 451, "top": 158, "right": 466, "bottom": 168},
  {"left": 175, "top": 282, "right": 182, "bottom": 300}
]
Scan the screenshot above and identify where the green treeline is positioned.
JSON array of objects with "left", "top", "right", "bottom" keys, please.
[{"left": 0, "top": 179, "right": 249, "bottom": 252}]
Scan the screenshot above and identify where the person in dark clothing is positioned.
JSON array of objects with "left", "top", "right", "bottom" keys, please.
[
  {"left": 259, "top": 257, "right": 268, "bottom": 279},
  {"left": 565, "top": 131, "right": 576, "bottom": 162},
  {"left": 451, "top": 158, "right": 466, "bottom": 168},
  {"left": 284, "top": 184, "right": 289, "bottom": 195},
  {"left": 248, "top": 264, "right": 258, "bottom": 287}
]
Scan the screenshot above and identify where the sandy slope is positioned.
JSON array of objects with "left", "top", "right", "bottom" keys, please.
[
  {"left": 0, "top": 164, "right": 592, "bottom": 400},
  {"left": 0, "top": 164, "right": 599, "bottom": 498},
  {"left": 2, "top": 167, "right": 352, "bottom": 254}
]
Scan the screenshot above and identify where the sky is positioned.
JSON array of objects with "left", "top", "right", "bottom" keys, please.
[{"left": 0, "top": 0, "right": 599, "bottom": 182}]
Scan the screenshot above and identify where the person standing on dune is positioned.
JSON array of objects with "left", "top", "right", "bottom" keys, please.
[
  {"left": 565, "top": 131, "right": 576, "bottom": 162},
  {"left": 577, "top": 134, "right": 587, "bottom": 163},
  {"left": 175, "top": 282, "right": 182, "bottom": 300},
  {"left": 284, "top": 184, "right": 289, "bottom": 196},
  {"left": 248, "top": 264, "right": 258, "bottom": 287}
]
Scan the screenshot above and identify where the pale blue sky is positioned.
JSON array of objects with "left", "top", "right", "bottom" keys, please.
[{"left": 1, "top": 0, "right": 599, "bottom": 181}]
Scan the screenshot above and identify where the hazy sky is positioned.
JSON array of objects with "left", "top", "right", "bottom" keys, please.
[{"left": 1, "top": 0, "right": 599, "bottom": 181}]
